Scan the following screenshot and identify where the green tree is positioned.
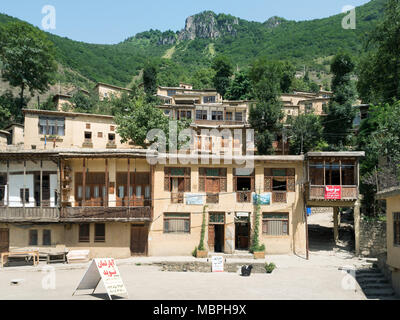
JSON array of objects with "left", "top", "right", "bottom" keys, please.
[
  {"left": 287, "top": 113, "right": 325, "bottom": 155},
  {"left": 211, "top": 56, "right": 233, "bottom": 98},
  {"left": 143, "top": 62, "right": 158, "bottom": 97},
  {"left": 357, "top": 0, "right": 400, "bottom": 104},
  {"left": 225, "top": 70, "right": 252, "bottom": 100},
  {"left": 323, "top": 53, "right": 357, "bottom": 149},
  {"left": 115, "top": 91, "right": 190, "bottom": 149},
  {"left": 0, "top": 21, "right": 57, "bottom": 110},
  {"left": 71, "top": 91, "right": 98, "bottom": 114},
  {"left": 0, "top": 91, "right": 24, "bottom": 127},
  {"left": 190, "top": 68, "right": 215, "bottom": 90},
  {"left": 248, "top": 58, "right": 284, "bottom": 155}
]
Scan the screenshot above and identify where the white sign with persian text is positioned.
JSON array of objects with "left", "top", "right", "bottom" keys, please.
[
  {"left": 73, "top": 258, "right": 128, "bottom": 300},
  {"left": 211, "top": 256, "right": 224, "bottom": 273}
]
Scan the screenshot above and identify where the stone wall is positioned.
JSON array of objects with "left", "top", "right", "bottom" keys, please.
[
  {"left": 157, "top": 261, "right": 268, "bottom": 274},
  {"left": 359, "top": 219, "right": 387, "bottom": 257}
]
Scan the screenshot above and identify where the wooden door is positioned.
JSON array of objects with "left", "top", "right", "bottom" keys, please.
[
  {"left": 130, "top": 225, "right": 148, "bottom": 255},
  {"left": 206, "top": 178, "right": 220, "bottom": 193},
  {"left": 208, "top": 225, "right": 215, "bottom": 251},
  {"left": 0, "top": 229, "right": 9, "bottom": 253}
]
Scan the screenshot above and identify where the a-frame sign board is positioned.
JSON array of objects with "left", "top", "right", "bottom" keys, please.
[{"left": 73, "top": 258, "right": 128, "bottom": 300}]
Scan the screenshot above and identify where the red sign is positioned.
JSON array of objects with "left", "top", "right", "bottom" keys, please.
[{"left": 325, "top": 186, "right": 342, "bottom": 200}]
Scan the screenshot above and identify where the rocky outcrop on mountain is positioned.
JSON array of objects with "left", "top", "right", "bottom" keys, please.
[
  {"left": 178, "top": 11, "right": 239, "bottom": 41},
  {"left": 263, "top": 16, "right": 287, "bottom": 28}
]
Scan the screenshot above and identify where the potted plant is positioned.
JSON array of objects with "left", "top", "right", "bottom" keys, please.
[
  {"left": 251, "top": 192, "right": 266, "bottom": 259},
  {"left": 265, "top": 262, "right": 276, "bottom": 274},
  {"left": 196, "top": 205, "right": 208, "bottom": 258}
]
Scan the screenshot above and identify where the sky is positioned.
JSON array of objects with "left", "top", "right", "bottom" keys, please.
[{"left": 0, "top": 0, "right": 371, "bottom": 44}]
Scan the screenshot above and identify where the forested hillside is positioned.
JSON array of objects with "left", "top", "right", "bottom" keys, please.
[{"left": 0, "top": 0, "right": 387, "bottom": 89}]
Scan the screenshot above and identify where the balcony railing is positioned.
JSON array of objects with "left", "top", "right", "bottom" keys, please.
[
  {"left": 236, "top": 191, "right": 252, "bottom": 203},
  {"left": 272, "top": 191, "right": 287, "bottom": 203},
  {"left": 0, "top": 207, "right": 59, "bottom": 222},
  {"left": 308, "top": 185, "right": 358, "bottom": 201},
  {"left": 171, "top": 193, "right": 184, "bottom": 204},
  {"left": 206, "top": 193, "right": 219, "bottom": 204},
  {"left": 61, "top": 206, "right": 151, "bottom": 221}
]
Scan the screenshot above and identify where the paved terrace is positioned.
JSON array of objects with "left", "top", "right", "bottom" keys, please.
[{"left": 0, "top": 251, "right": 385, "bottom": 300}]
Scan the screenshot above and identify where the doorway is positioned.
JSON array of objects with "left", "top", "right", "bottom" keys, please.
[
  {"left": 34, "top": 174, "right": 50, "bottom": 207},
  {"left": 0, "top": 228, "right": 9, "bottom": 253},
  {"left": 130, "top": 224, "right": 148, "bottom": 256},
  {"left": 235, "top": 218, "right": 250, "bottom": 250},
  {"left": 208, "top": 224, "right": 225, "bottom": 253}
]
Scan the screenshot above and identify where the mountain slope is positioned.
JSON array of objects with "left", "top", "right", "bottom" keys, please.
[{"left": 0, "top": 0, "right": 387, "bottom": 89}]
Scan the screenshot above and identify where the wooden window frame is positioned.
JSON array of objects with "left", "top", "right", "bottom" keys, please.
[
  {"left": 164, "top": 168, "right": 191, "bottom": 193},
  {"left": 262, "top": 213, "right": 289, "bottom": 236},
  {"left": 199, "top": 168, "right": 227, "bottom": 193},
  {"left": 209, "top": 212, "right": 225, "bottom": 225},
  {"left": 394, "top": 212, "right": 400, "bottom": 246},
  {"left": 94, "top": 223, "right": 106, "bottom": 243},
  {"left": 79, "top": 223, "right": 90, "bottom": 243},
  {"left": 264, "top": 168, "right": 295, "bottom": 193},
  {"left": 42, "top": 229, "right": 51, "bottom": 246},
  {"left": 163, "top": 213, "right": 191, "bottom": 234},
  {"left": 39, "top": 116, "right": 65, "bottom": 136},
  {"left": 29, "top": 229, "right": 38, "bottom": 246}
]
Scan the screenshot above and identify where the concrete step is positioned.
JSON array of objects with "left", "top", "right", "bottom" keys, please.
[
  {"left": 356, "top": 269, "right": 382, "bottom": 275},
  {"left": 363, "top": 288, "right": 395, "bottom": 297},
  {"left": 361, "top": 283, "right": 392, "bottom": 290},
  {"left": 357, "top": 278, "right": 389, "bottom": 284}
]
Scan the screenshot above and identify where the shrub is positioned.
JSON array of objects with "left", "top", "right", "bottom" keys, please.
[
  {"left": 265, "top": 263, "right": 276, "bottom": 274},
  {"left": 192, "top": 246, "right": 198, "bottom": 257}
]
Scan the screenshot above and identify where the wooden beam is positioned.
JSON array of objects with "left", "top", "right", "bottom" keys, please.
[
  {"left": 40, "top": 161, "right": 43, "bottom": 209},
  {"left": 127, "top": 159, "right": 130, "bottom": 209},
  {"left": 82, "top": 159, "right": 86, "bottom": 207},
  {"left": 6, "top": 161, "right": 9, "bottom": 208},
  {"left": 105, "top": 159, "right": 108, "bottom": 208},
  {"left": 23, "top": 160, "right": 26, "bottom": 209},
  {"left": 339, "top": 160, "right": 342, "bottom": 186}
]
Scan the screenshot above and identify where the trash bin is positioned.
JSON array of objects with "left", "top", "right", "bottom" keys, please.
[{"left": 307, "top": 208, "right": 312, "bottom": 216}]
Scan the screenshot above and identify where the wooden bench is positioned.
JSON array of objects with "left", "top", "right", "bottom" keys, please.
[
  {"left": 66, "top": 250, "right": 90, "bottom": 264},
  {"left": 1, "top": 251, "right": 40, "bottom": 268}
]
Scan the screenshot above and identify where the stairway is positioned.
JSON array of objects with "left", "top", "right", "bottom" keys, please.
[{"left": 356, "top": 265, "right": 397, "bottom": 300}]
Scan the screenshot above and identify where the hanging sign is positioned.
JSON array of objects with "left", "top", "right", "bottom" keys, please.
[
  {"left": 73, "top": 258, "right": 128, "bottom": 300},
  {"left": 211, "top": 256, "right": 224, "bottom": 273},
  {"left": 325, "top": 186, "right": 342, "bottom": 200}
]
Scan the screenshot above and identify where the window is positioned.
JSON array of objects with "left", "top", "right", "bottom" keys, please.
[
  {"left": 226, "top": 112, "right": 233, "bottom": 121},
  {"left": 79, "top": 224, "right": 90, "bottom": 242},
  {"left": 394, "top": 212, "right": 400, "bottom": 246},
  {"left": 212, "top": 111, "right": 223, "bottom": 121},
  {"left": 29, "top": 230, "right": 38, "bottom": 245},
  {"left": 264, "top": 169, "right": 295, "bottom": 192},
  {"left": 235, "top": 112, "right": 243, "bottom": 122},
  {"left": 309, "top": 162, "right": 324, "bottom": 185},
  {"left": 20, "top": 188, "right": 29, "bottom": 204},
  {"left": 204, "top": 96, "right": 216, "bottom": 103},
  {"left": 39, "top": 117, "right": 65, "bottom": 136},
  {"left": 43, "top": 230, "right": 51, "bottom": 246},
  {"left": 199, "top": 168, "right": 227, "bottom": 193},
  {"left": 95, "top": 223, "right": 106, "bottom": 242},
  {"left": 167, "top": 90, "right": 176, "bottom": 97},
  {"left": 305, "top": 103, "right": 313, "bottom": 113},
  {"left": 98, "top": 132, "right": 103, "bottom": 138},
  {"left": 164, "top": 168, "right": 191, "bottom": 193},
  {"left": 178, "top": 110, "right": 192, "bottom": 120},
  {"left": 86, "top": 123, "right": 91, "bottom": 129},
  {"left": 84, "top": 132, "right": 92, "bottom": 141},
  {"left": 164, "top": 213, "right": 190, "bottom": 233},
  {"left": 209, "top": 213, "right": 225, "bottom": 224},
  {"left": 196, "top": 110, "right": 208, "bottom": 120},
  {"left": 108, "top": 133, "right": 116, "bottom": 143},
  {"left": 262, "top": 213, "right": 289, "bottom": 236},
  {"left": 110, "top": 126, "right": 115, "bottom": 132}
]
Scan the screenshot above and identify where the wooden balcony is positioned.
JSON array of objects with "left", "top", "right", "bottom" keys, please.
[
  {"left": 0, "top": 207, "right": 59, "bottom": 222},
  {"left": 194, "top": 120, "right": 245, "bottom": 126},
  {"left": 236, "top": 191, "right": 252, "bottom": 203},
  {"left": 308, "top": 185, "right": 358, "bottom": 202},
  {"left": 206, "top": 193, "right": 219, "bottom": 204},
  {"left": 272, "top": 191, "right": 287, "bottom": 203},
  {"left": 60, "top": 206, "right": 151, "bottom": 222}
]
